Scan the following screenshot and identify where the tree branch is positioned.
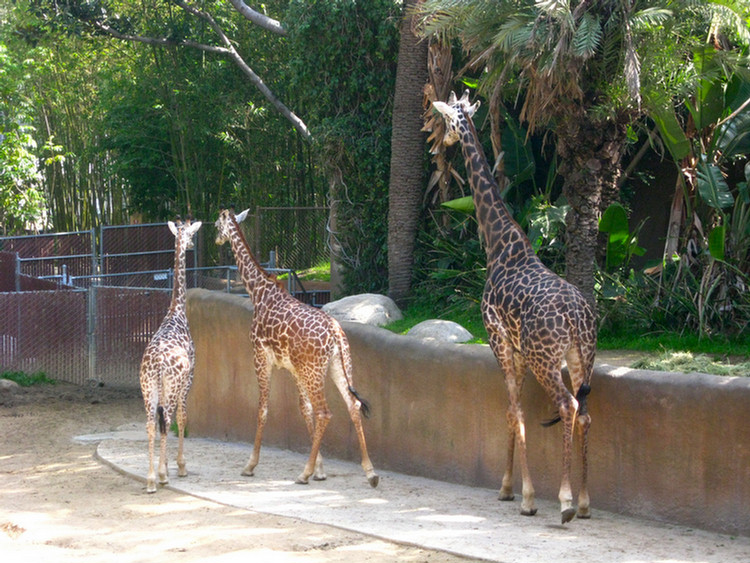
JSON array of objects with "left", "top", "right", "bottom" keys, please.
[
  {"left": 226, "top": 0, "right": 287, "bottom": 36},
  {"left": 93, "top": 1, "right": 310, "bottom": 140}
]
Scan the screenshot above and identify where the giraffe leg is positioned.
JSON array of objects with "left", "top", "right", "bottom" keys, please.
[
  {"left": 576, "top": 411, "right": 592, "bottom": 518},
  {"left": 328, "top": 351, "right": 379, "bottom": 487},
  {"left": 567, "top": 348, "right": 593, "bottom": 519},
  {"left": 499, "top": 352, "right": 527, "bottom": 502},
  {"left": 557, "top": 392, "right": 579, "bottom": 524},
  {"left": 243, "top": 354, "right": 270, "bottom": 477},
  {"left": 297, "top": 388, "right": 326, "bottom": 481},
  {"left": 158, "top": 412, "right": 169, "bottom": 486},
  {"left": 296, "top": 401, "right": 331, "bottom": 485},
  {"left": 498, "top": 408, "right": 516, "bottom": 501},
  {"left": 145, "top": 416, "right": 157, "bottom": 493},
  {"left": 509, "top": 394, "right": 536, "bottom": 516},
  {"left": 176, "top": 397, "right": 188, "bottom": 478}
]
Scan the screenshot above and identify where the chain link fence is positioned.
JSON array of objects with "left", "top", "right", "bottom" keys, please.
[{"left": 0, "top": 208, "right": 330, "bottom": 388}]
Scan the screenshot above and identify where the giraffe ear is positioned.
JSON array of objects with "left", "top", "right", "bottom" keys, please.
[
  {"left": 188, "top": 221, "right": 202, "bottom": 235},
  {"left": 168, "top": 221, "right": 178, "bottom": 236},
  {"left": 236, "top": 208, "right": 250, "bottom": 223},
  {"left": 432, "top": 101, "right": 457, "bottom": 120},
  {"left": 466, "top": 100, "right": 481, "bottom": 117}
]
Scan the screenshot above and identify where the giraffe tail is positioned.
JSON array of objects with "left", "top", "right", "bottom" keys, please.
[
  {"left": 157, "top": 406, "right": 167, "bottom": 434},
  {"left": 348, "top": 386, "right": 371, "bottom": 419},
  {"left": 541, "top": 384, "right": 591, "bottom": 428},
  {"left": 334, "top": 321, "right": 372, "bottom": 419}
]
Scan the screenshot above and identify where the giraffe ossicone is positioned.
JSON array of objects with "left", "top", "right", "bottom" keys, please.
[
  {"left": 140, "top": 218, "right": 202, "bottom": 493},
  {"left": 433, "top": 90, "right": 597, "bottom": 524},
  {"left": 215, "top": 207, "right": 379, "bottom": 488}
]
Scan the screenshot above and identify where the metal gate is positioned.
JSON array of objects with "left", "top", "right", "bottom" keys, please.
[{"left": 0, "top": 287, "right": 170, "bottom": 388}]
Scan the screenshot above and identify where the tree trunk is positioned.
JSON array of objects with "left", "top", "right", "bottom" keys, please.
[
  {"left": 558, "top": 112, "right": 628, "bottom": 310},
  {"left": 387, "top": 0, "right": 428, "bottom": 307}
]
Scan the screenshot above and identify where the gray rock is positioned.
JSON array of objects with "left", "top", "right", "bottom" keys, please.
[
  {"left": 407, "top": 319, "right": 473, "bottom": 343},
  {"left": 0, "top": 378, "right": 21, "bottom": 393},
  {"left": 323, "top": 293, "right": 403, "bottom": 326}
]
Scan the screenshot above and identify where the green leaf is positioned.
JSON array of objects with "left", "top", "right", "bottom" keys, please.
[
  {"left": 651, "top": 105, "right": 691, "bottom": 162},
  {"left": 599, "top": 204, "right": 630, "bottom": 271},
  {"left": 707, "top": 225, "right": 726, "bottom": 261},
  {"left": 441, "top": 196, "right": 475, "bottom": 213},
  {"left": 689, "top": 47, "right": 725, "bottom": 131},
  {"left": 697, "top": 158, "right": 734, "bottom": 210},
  {"left": 599, "top": 203, "right": 629, "bottom": 234}
]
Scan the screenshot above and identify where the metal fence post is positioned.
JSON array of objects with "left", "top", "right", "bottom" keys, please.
[
  {"left": 14, "top": 252, "right": 20, "bottom": 292},
  {"left": 87, "top": 285, "right": 98, "bottom": 384}
]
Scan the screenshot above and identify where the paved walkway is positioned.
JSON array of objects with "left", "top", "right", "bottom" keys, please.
[{"left": 80, "top": 425, "right": 750, "bottom": 563}]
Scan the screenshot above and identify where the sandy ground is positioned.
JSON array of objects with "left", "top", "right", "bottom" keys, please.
[
  {"left": 0, "top": 384, "right": 471, "bottom": 563},
  {"left": 2, "top": 382, "right": 749, "bottom": 563}
]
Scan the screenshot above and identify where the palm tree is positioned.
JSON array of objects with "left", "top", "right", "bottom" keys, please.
[
  {"left": 418, "top": 0, "right": 672, "bottom": 308},
  {"left": 388, "top": 0, "right": 429, "bottom": 307}
]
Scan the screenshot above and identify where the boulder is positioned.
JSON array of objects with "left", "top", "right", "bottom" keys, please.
[
  {"left": 407, "top": 319, "right": 473, "bottom": 343},
  {"left": 0, "top": 378, "right": 20, "bottom": 393},
  {"left": 323, "top": 293, "right": 403, "bottom": 326}
]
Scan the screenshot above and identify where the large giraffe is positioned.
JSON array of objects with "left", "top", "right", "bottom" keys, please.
[
  {"left": 139, "top": 218, "right": 202, "bottom": 493},
  {"left": 214, "top": 207, "right": 379, "bottom": 488},
  {"left": 433, "top": 91, "right": 596, "bottom": 523}
]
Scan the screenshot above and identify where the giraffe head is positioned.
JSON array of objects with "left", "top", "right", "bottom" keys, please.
[
  {"left": 168, "top": 218, "right": 202, "bottom": 250},
  {"left": 215, "top": 207, "right": 250, "bottom": 245},
  {"left": 431, "top": 90, "right": 481, "bottom": 146}
]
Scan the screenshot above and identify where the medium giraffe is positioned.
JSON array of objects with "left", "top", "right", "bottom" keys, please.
[
  {"left": 139, "top": 218, "right": 202, "bottom": 493},
  {"left": 433, "top": 91, "right": 596, "bottom": 523},
  {"left": 214, "top": 207, "right": 379, "bottom": 488}
]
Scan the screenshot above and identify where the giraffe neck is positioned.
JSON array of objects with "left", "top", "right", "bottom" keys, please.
[
  {"left": 226, "top": 216, "right": 275, "bottom": 302},
  {"left": 169, "top": 236, "right": 187, "bottom": 316},
  {"left": 458, "top": 111, "right": 534, "bottom": 266}
]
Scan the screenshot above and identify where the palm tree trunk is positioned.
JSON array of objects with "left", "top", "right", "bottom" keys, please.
[
  {"left": 387, "top": 0, "right": 428, "bottom": 307},
  {"left": 558, "top": 112, "right": 628, "bottom": 310}
]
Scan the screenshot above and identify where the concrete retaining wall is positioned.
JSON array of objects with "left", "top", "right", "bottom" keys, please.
[{"left": 186, "top": 289, "right": 750, "bottom": 536}]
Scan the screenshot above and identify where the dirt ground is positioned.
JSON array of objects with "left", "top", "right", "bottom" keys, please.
[
  {"left": 0, "top": 383, "right": 472, "bottom": 563},
  {"left": 2, "top": 382, "right": 748, "bottom": 563}
]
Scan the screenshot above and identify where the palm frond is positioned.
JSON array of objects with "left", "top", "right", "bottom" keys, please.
[
  {"left": 572, "top": 13, "right": 602, "bottom": 59},
  {"left": 630, "top": 8, "right": 674, "bottom": 32}
]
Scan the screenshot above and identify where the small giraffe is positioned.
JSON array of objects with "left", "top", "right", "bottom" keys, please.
[
  {"left": 139, "top": 218, "right": 202, "bottom": 493},
  {"left": 433, "top": 91, "right": 596, "bottom": 523},
  {"left": 214, "top": 207, "right": 379, "bottom": 488}
]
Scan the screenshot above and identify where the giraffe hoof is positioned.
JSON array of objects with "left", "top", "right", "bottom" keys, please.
[
  {"left": 521, "top": 508, "right": 537, "bottom": 517},
  {"left": 241, "top": 469, "right": 255, "bottom": 477},
  {"left": 561, "top": 507, "right": 577, "bottom": 524},
  {"left": 499, "top": 492, "right": 515, "bottom": 502},
  {"left": 295, "top": 475, "right": 310, "bottom": 485},
  {"left": 577, "top": 507, "right": 591, "bottom": 519},
  {"left": 368, "top": 474, "right": 380, "bottom": 488},
  {"left": 146, "top": 481, "right": 157, "bottom": 494},
  {"left": 313, "top": 473, "right": 327, "bottom": 481}
]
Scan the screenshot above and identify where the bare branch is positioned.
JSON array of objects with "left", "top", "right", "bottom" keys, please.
[
  {"left": 226, "top": 0, "right": 287, "bottom": 36},
  {"left": 94, "top": 21, "right": 231, "bottom": 56},
  {"left": 94, "top": 1, "right": 310, "bottom": 140}
]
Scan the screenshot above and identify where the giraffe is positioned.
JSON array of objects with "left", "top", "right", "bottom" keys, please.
[
  {"left": 139, "top": 218, "right": 202, "bottom": 493},
  {"left": 432, "top": 91, "right": 596, "bottom": 523},
  {"left": 214, "top": 207, "right": 379, "bottom": 488}
]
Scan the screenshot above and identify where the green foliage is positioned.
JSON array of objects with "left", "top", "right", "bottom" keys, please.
[
  {"left": 598, "top": 253, "right": 750, "bottom": 339},
  {"left": 599, "top": 203, "right": 646, "bottom": 272},
  {"left": 0, "top": 41, "right": 47, "bottom": 233},
  {"left": 1, "top": 370, "right": 56, "bottom": 386},
  {"left": 283, "top": 0, "right": 400, "bottom": 293}
]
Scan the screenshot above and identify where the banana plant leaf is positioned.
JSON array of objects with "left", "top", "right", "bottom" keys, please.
[{"left": 697, "top": 158, "right": 734, "bottom": 210}]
